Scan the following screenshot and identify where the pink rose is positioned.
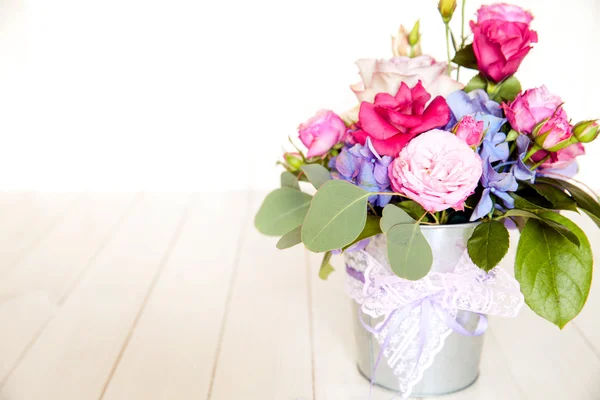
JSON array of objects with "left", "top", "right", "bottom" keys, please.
[
  {"left": 298, "top": 110, "right": 346, "bottom": 158},
  {"left": 350, "top": 81, "right": 451, "bottom": 157},
  {"left": 454, "top": 116, "right": 484, "bottom": 147},
  {"left": 533, "top": 114, "right": 573, "bottom": 151},
  {"left": 351, "top": 56, "right": 463, "bottom": 104},
  {"left": 502, "top": 86, "right": 566, "bottom": 134},
  {"left": 532, "top": 143, "right": 585, "bottom": 175},
  {"left": 388, "top": 129, "right": 483, "bottom": 212},
  {"left": 470, "top": 4, "right": 538, "bottom": 82}
]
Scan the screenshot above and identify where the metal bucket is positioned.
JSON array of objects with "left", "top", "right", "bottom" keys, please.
[{"left": 351, "top": 223, "right": 485, "bottom": 397}]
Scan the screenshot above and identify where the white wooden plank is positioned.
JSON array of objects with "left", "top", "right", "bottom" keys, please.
[
  {"left": 0, "top": 193, "right": 137, "bottom": 384},
  {"left": 100, "top": 192, "right": 249, "bottom": 400},
  {"left": 0, "top": 194, "right": 189, "bottom": 400},
  {"left": 0, "top": 192, "right": 81, "bottom": 276},
  {"left": 208, "top": 192, "right": 313, "bottom": 400}
]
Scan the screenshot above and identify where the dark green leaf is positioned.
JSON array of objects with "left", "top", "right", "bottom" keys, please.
[
  {"left": 501, "top": 209, "right": 580, "bottom": 247},
  {"left": 515, "top": 212, "right": 592, "bottom": 329},
  {"left": 398, "top": 201, "right": 429, "bottom": 221},
  {"left": 280, "top": 171, "right": 300, "bottom": 190},
  {"left": 490, "top": 76, "right": 521, "bottom": 103},
  {"left": 582, "top": 209, "right": 600, "bottom": 229},
  {"left": 452, "top": 44, "right": 478, "bottom": 69},
  {"left": 301, "top": 180, "right": 369, "bottom": 252},
  {"left": 526, "top": 182, "right": 577, "bottom": 211},
  {"left": 467, "top": 220, "right": 509, "bottom": 272},
  {"left": 343, "top": 215, "right": 381, "bottom": 250},
  {"left": 538, "top": 177, "right": 600, "bottom": 219},
  {"left": 464, "top": 74, "right": 487, "bottom": 93},
  {"left": 511, "top": 193, "right": 550, "bottom": 212},
  {"left": 301, "top": 164, "right": 331, "bottom": 190},
  {"left": 318, "top": 252, "right": 335, "bottom": 280},
  {"left": 386, "top": 223, "right": 433, "bottom": 280},
  {"left": 380, "top": 204, "right": 414, "bottom": 233},
  {"left": 276, "top": 226, "right": 303, "bottom": 249},
  {"left": 255, "top": 188, "right": 312, "bottom": 236}
]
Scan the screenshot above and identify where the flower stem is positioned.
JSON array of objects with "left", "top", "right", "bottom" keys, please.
[
  {"left": 445, "top": 23, "right": 452, "bottom": 76},
  {"left": 530, "top": 154, "right": 551, "bottom": 170},
  {"left": 523, "top": 144, "right": 541, "bottom": 162},
  {"left": 457, "top": 0, "right": 466, "bottom": 80},
  {"left": 430, "top": 212, "right": 440, "bottom": 224}
]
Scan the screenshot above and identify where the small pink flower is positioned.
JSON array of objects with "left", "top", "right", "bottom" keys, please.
[
  {"left": 470, "top": 3, "right": 538, "bottom": 82},
  {"left": 454, "top": 116, "right": 484, "bottom": 147},
  {"left": 503, "top": 86, "right": 566, "bottom": 134},
  {"left": 532, "top": 143, "right": 585, "bottom": 176},
  {"left": 534, "top": 114, "right": 572, "bottom": 150},
  {"left": 298, "top": 110, "right": 346, "bottom": 158},
  {"left": 388, "top": 129, "right": 483, "bottom": 212}
]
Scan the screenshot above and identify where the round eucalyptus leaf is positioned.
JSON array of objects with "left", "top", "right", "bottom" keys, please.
[
  {"left": 255, "top": 188, "right": 312, "bottom": 236},
  {"left": 386, "top": 223, "right": 433, "bottom": 281}
]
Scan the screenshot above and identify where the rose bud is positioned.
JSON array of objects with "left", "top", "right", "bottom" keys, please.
[
  {"left": 453, "top": 116, "right": 485, "bottom": 148},
  {"left": 283, "top": 152, "right": 304, "bottom": 172},
  {"left": 572, "top": 120, "right": 600, "bottom": 143},
  {"left": 438, "top": 0, "right": 457, "bottom": 23},
  {"left": 298, "top": 110, "right": 346, "bottom": 158},
  {"left": 408, "top": 20, "right": 420, "bottom": 47},
  {"left": 392, "top": 25, "right": 410, "bottom": 57},
  {"left": 532, "top": 114, "right": 574, "bottom": 152}
]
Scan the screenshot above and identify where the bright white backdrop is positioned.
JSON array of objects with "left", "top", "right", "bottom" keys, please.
[{"left": 0, "top": 0, "right": 598, "bottom": 191}]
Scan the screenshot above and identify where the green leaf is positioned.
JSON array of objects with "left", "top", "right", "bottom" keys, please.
[
  {"left": 255, "top": 188, "right": 312, "bottom": 236},
  {"left": 526, "top": 182, "right": 577, "bottom": 211},
  {"left": 501, "top": 209, "right": 580, "bottom": 247},
  {"left": 301, "top": 180, "right": 369, "bottom": 252},
  {"left": 467, "top": 220, "right": 509, "bottom": 272},
  {"left": 398, "top": 201, "right": 429, "bottom": 221},
  {"left": 490, "top": 76, "right": 521, "bottom": 103},
  {"left": 452, "top": 44, "right": 478, "bottom": 69},
  {"left": 515, "top": 212, "right": 592, "bottom": 329},
  {"left": 464, "top": 74, "right": 487, "bottom": 93},
  {"left": 582, "top": 209, "right": 600, "bottom": 229},
  {"left": 343, "top": 215, "right": 381, "bottom": 250},
  {"left": 301, "top": 164, "right": 331, "bottom": 190},
  {"left": 511, "top": 193, "right": 550, "bottom": 212},
  {"left": 318, "top": 252, "right": 335, "bottom": 280},
  {"left": 276, "top": 226, "right": 303, "bottom": 250},
  {"left": 380, "top": 204, "right": 414, "bottom": 233},
  {"left": 538, "top": 177, "right": 600, "bottom": 219},
  {"left": 386, "top": 223, "right": 433, "bottom": 280},
  {"left": 280, "top": 171, "right": 300, "bottom": 190}
]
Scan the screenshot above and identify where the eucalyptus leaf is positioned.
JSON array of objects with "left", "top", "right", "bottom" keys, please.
[
  {"left": 398, "top": 201, "right": 429, "bottom": 221},
  {"left": 452, "top": 44, "right": 478, "bottom": 69},
  {"left": 318, "top": 252, "right": 335, "bottom": 280},
  {"left": 343, "top": 215, "right": 381, "bottom": 250},
  {"left": 526, "top": 182, "right": 577, "bottom": 211},
  {"left": 386, "top": 223, "right": 433, "bottom": 280},
  {"left": 538, "top": 177, "right": 600, "bottom": 219},
  {"left": 276, "top": 226, "right": 303, "bottom": 250},
  {"left": 501, "top": 209, "right": 580, "bottom": 246},
  {"left": 301, "top": 164, "right": 331, "bottom": 190},
  {"left": 464, "top": 74, "right": 487, "bottom": 93},
  {"left": 380, "top": 204, "right": 415, "bottom": 233},
  {"left": 467, "top": 220, "right": 509, "bottom": 272},
  {"left": 490, "top": 76, "right": 521, "bottom": 103},
  {"left": 255, "top": 188, "right": 312, "bottom": 236},
  {"left": 515, "top": 212, "right": 592, "bottom": 329},
  {"left": 280, "top": 171, "right": 300, "bottom": 190},
  {"left": 301, "top": 180, "right": 369, "bottom": 252}
]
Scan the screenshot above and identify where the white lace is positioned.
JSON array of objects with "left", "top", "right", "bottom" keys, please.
[{"left": 345, "top": 235, "right": 524, "bottom": 398}]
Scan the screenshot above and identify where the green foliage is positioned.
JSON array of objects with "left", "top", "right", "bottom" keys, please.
[
  {"left": 538, "top": 177, "right": 600, "bottom": 219},
  {"left": 515, "top": 213, "right": 592, "bottom": 329},
  {"left": 464, "top": 74, "right": 487, "bottom": 93},
  {"left": 398, "top": 201, "right": 429, "bottom": 221},
  {"left": 301, "top": 180, "right": 369, "bottom": 252},
  {"left": 501, "top": 209, "right": 580, "bottom": 247},
  {"left": 301, "top": 164, "right": 331, "bottom": 190},
  {"left": 467, "top": 220, "right": 509, "bottom": 272},
  {"left": 276, "top": 226, "right": 303, "bottom": 250},
  {"left": 490, "top": 76, "right": 521, "bottom": 103},
  {"left": 343, "top": 215, "right": 382, "bottom": 250},
  {"left": 511, "top": 193, "right": 550, "bottom": 212},
  {"left": 380, "top": 204, "right": 414, "bottom": 233},
  {"left": 525, "top": 182, "right": 577, "bottom": 211},
  {"left": 280, "top": 171, "right": 300, "bottom": 190},
  {"left": 452, "top": 44, "right": 478, "bottom": 69},
  {"left": 255, "top": 188, "right": 312, "bottom": 236},
  {"left": 318, "top": 252, "right": 335, "bottom": 280},
  {"left": 386, "top": 223, "right": 433, "bottom": 280}
]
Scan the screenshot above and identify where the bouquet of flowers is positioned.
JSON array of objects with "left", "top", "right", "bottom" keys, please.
[{"left": 255, "top": 1, "right": 600, "bottom": 332}]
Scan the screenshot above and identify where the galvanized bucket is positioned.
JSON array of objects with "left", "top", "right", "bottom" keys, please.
[{"left": 350, "top": 223, "right": 485, "bottom": 397}]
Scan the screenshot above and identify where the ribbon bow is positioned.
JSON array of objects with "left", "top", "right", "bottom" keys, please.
[{"left": 345, "top": 241, "right": 524, "bottom": 399}]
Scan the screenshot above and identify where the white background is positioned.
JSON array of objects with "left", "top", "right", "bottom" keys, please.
[{"left": 0, "top": 0, "right": 598, "bottom": 191}]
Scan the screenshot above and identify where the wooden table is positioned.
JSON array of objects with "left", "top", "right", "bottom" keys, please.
[{"left": 0, "top": 192, "right": 598, "bottom": 399}]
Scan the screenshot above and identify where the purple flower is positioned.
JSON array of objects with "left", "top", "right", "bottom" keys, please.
[
  {"left": 512, "top": 135, "right": 536, "bottom": 183},
  {"left": 330, "top": 138, "right": 393, "bottom": 207},
  {"left": 470, "top": 159, "right": 519, "bottom": 221}
]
